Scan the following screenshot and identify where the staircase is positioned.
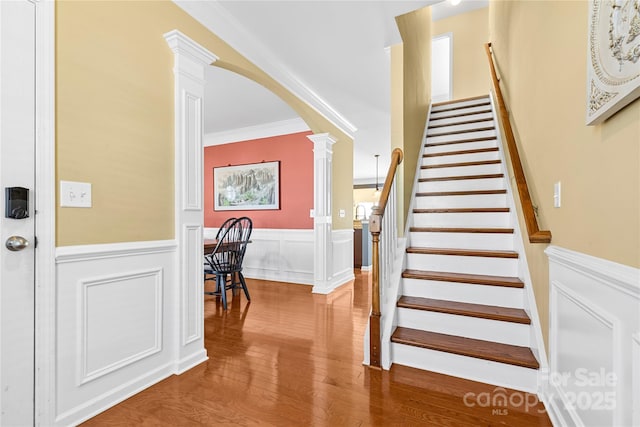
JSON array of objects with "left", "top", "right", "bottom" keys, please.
[{"left": 389, "top": 95, "right": 543, "bottom": 392}]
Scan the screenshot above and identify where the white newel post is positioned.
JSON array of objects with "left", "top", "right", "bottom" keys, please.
[
  {"left": 164, "top": 30, "right": 217, "bottom": 372},
  {"left": 307, "top": 133, "right": 336, "bottom": 294}
]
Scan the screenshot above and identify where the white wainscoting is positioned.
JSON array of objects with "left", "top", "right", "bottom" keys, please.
[
  {"left": 206, "top": 228, "right": 315, "bottom": 285},
  {"left": 544, "top": 246, "right": 639, "bottom": 427},
  {"left": 54, "top": 240, "right": 178, "bottom": 426},
  {"left": 325, "top": 229, "right": 355, "bottom": 294},
  {"left": 204, "top": 228, "right": 354, "bottom": 293}
]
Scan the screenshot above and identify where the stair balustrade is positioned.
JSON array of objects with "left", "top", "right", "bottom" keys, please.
[{"left": 368, "top": 148, "right": 403, "bottom": 369}]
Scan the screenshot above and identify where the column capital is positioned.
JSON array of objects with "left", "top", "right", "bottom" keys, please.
[
  {"left": 164, "top": 30, "right": 218, "bottom": 83},
  {"left": 307, "top": 133, "right": 337, "bottom": 152}
]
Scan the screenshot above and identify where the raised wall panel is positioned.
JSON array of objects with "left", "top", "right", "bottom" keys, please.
[
  {"left": 182, "top": 225, "right": 202, "bottom": 345},
  {"left": 213, "top": 228, "right": 315, "bottom": 285},
  {"left": 80, "top": 269, "right": 162, "bottom": 384},
  {"left": 281, "top": 240, "right": 314, "bottom": 274},
  {"left": 182, "top": 92, "right": 202, "bottom": 211},
  {"left": 54, "top": 240, "right": 176, "bottom": 426},
  {"left": 546, "top": 246, "right": 639, "bottom": 427},
  {"left": 554, "top": 282, "right": 616, "bottom": 427}
]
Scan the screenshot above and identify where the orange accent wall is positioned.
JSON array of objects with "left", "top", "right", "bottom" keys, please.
[{"left": 204, "top": 131, "right": 314, "bottom": 229}]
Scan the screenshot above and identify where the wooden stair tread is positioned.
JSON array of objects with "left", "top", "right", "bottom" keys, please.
[
  {"left": 422, "top": 159, "right": 501, "bottom": 169},
  {"left": 410, "top": 227, "right": 514, "bottom": 234},
  {"left": 423, "top": 147, "right": 498, "bottom": 158},
  {"left": 428, "top": 118, "right": 493, "bottom": 129},
  {"left": 432, "top": 95, "right": 489, "bottom": 107},
  {"left": 402, "top": 269, "right": 524, "bottom": 288},
  {"left": 416, "top": 189, "right": 506, "bottom": 197},
  {"left": 429, "top": 109, "right": 493, "bottom": 121},
  {"left": 391, "top": 328, "right": 539, "bottom": 369},
  {"left": 427, "top": 126, "right": 495, "bottom": 138},
  {"left": 424, "top": 136, "right": 497, "bottom": 147},
  {"left": 431, "top": 101, "right": 491, "bottom": 114},
  {"left": 407, "top": 247, "right": 519, "bottom": 258},
  {"left": 419, "top": 173, "right": 504, "bottom": 182},
  {"left": 397, "top": 296, "right": 531, "bottom": 324},
  {"left": 413, "top": 207, "right": 510, "bottom": 213}
]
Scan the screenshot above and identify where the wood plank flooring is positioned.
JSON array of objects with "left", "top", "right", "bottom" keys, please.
[{"left": 82, "top": 272, "right": 552, "bottom": 426}]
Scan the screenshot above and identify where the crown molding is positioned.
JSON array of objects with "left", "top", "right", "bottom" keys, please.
[
  {"left": 173, "top": 0, "right": 357, "bottom": 138},
  {"left": 204, "top": 117, "right": 310, "bottom": 146}
]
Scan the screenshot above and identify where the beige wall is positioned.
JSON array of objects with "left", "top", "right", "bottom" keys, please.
[
  {"left": 432, "top": 7, "right": 490, "bottom": 100},
  {"left": 489, "top": 0, "right": 640, "bottom": 347},
  {"left": 56, "top": 0, "right": 353, "bottom": 246},
  {"left": 396, "top": 6, "right": 432, "bottom": 223}
]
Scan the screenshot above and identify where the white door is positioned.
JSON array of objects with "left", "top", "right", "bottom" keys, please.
[{"left": 0, "top": 0, "right": 37, "bottom": 425}]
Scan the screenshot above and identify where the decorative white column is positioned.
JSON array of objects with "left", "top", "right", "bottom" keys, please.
[
  {"left": 307, "top": 133, "right": 336, "bottom": 294},
  {"left": 164, "top": 30, "right": 218, "bottom": 373}
]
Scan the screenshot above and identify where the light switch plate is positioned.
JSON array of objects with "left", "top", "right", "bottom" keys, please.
[
  {"left": 339, "top": 209, "right": 346, "bottom": 218},
  {"left": 553, "top": 181, "right": 561, "bottom": 208},
  {"left": 60, "top": 180, "right": 92, "bottom": 208},
  {"left": 309, "top": 209, "right": 314, "bottom": 218}
]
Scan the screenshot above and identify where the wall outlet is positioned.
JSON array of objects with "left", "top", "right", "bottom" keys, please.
[{"left": 60, "top": 180, "right": 92, "bottom": 208}]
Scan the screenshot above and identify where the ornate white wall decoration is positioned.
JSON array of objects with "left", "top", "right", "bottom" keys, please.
[{"left": 587, "top": 0, "right": 640, "bottom": 125}]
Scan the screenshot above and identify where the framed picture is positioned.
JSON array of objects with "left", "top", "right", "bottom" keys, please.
[
  {"left": 214, "top": 161, "right": 280, "bottom": 211},
  {"left": 586, "top": 0, "right": 640, "bottom": 125}
]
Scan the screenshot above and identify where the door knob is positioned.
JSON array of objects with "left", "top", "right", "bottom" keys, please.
[{"left": 5, "top": 236, "right": 29, "bottom": 252}]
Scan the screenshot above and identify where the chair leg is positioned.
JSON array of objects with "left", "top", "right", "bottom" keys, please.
[
  {"left": 217, "top": 274, "right": 227, "bottom": 310},
  {"left": 239, "top": 272, "right": 250, "bottom": 301}
]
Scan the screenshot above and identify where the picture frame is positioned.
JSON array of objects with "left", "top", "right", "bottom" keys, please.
[
  {"left": 214, "top": 161, "right": 280, "bottom": 211},
  {"left": 586, "top": 0, "right": 640, "bottom": 125}
]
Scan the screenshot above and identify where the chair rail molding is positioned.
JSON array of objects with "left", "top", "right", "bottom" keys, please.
[
  {"left": 544, "top": 245, "right": 639, "bottom": 427},
  {"left": 164, "top": 29, "right": 216, "bottom": 375}
]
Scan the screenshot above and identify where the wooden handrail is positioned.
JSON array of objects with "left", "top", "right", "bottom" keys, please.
[
  {"left": 484, "top": 43, "right": 551, "bottom": 244},
  {"left": 368, "top": 148, "right": 403, "bottom": 369}
]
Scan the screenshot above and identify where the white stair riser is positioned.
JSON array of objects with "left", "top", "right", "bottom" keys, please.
[
  {"left": 412, "top": 212, "right": 511, "bottom": 228},
  {"left": 401, "top": 278, "right": 525, "bottom": 308},
  {"left": 429, "top": 112, "right": 493, "bottom": 127},
  {"left": 409, "top": 231, "right": 514, "bottom": 251},
  {"left": 396, "top": 308, "right": 530, "bottom": 347},
  {"left": 430, "top": 104, "right": 491, "bottom": 119},
  {"left": 418, "top": 178, "right": 506, "bottom": 192},
  {"left": 420, "top": 163, "right": 503, "bottom": 178},
  {"left": 406, "top": 253, "right": 518, "bottom": 276},
  {"left": 415, "top": 194, "right": 507, "bottom": 210},
  {"left": 425, "top": 139, "right": 498, "bottom": 154},
  {"left": 427, "top": 121, "right": 495, "bottom": 136},
  {"left": 431, "top": 98, "right": 490, "bottom": 112},
  {"left": 391, "top": 343, "right": 538, "bottom": 393},
  {"left": 422, "top": 151, "right": 499, "bottom": 165},
  {"left": 426, "top": 129, "right": 497, "bottom": 145}
]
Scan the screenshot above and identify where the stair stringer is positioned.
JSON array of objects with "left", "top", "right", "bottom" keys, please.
[
  {"left": 488, "top": 92, "right": 550, "bottom": 391},
  {"left": 379, "top": 104, "right": 434, "bottom": 370}
]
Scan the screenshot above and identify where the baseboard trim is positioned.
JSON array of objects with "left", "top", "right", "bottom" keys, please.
[
  {"left": 175, "top": 349, "right": 209, "bottom": 375},
  {"left": 313, "top": 269, "right": 355, "bottom": 294},
  {"left": 54, "top": 362, "right": 174, "bottom": 426}
]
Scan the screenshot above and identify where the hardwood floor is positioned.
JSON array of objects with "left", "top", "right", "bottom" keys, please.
[{"left": 83, "top": 272, "right": 552, "bottom": 426}]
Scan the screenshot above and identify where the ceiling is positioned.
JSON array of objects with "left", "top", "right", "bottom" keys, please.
[{"left": 177, "top": 0, "right": 489, "bottom": 183}]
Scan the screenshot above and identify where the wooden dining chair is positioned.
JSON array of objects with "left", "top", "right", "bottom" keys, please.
[{"left": 204, "top": 217, "right": 252, "bottom": 309}]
